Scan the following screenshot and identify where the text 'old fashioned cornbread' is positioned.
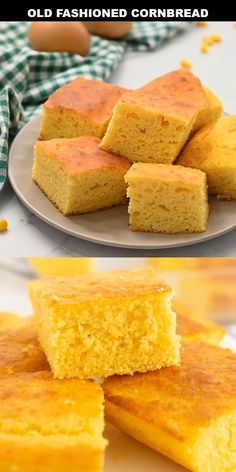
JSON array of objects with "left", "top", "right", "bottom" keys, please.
[
  {"left": 100, "top": 89, "right": 197, "bottom": 164},
  {"left": 0, "top": 314, "right": 49, "bottom": 376},
  {"left": 33, "top": 136, "right": 130, "bottom": 215},
  {"left": 125, "top": 163, "right": 209, "bottom": 233},
  {"left": 178, "top": 116, "right": 236, "bottom": 200},
  {"left": 39, "top": 77, "right": 128, "bottom": 140},
  {"left": 28, "top": 269, "right": 180, "bottom": 379},
  {"left": 104, "top": 341, "right": 236, "bottom": 472},
  {"left": 0, "top": 372, "right": 107, "bottom": 472}
]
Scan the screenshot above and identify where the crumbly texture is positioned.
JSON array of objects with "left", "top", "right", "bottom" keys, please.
[
  {"left": 177, "top": 116, "right": 236, "bottom": 200},
  {"left": 100, "top": 89, "right": 196, "bottom": 164},
  {"left": 0, "top": 314, "right": 49, "bottom": 376},
  {"left": 175, "top": 303, "right": 225, "bottom": 345},
  {"left": 33, "top": 136, "right": 130, "bottom": 215},
  {"left": 103, "top": 341, "right": 236, "bottom": 472},
  {"left": 0, "top": 371, "right": 107, "bottom": 472},
  {"left": 28, "top": 268, "right": 180, "bottom": 379},
  {"left": 125, "top": 163, "right": 209, "bottom": 233},
  {"left": 39, "top": 77, "right": 128, "bottom": 140}
]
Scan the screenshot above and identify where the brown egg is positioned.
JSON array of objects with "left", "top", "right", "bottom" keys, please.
[
  {"left": 83, "top": 21, "right": 132, "bottom": 39},
  {"left": 28, "top": 22, "right": 90, "bottom": 56}
]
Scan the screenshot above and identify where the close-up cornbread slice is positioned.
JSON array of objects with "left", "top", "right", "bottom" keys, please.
[
  {"left": 177, "top": 116, "right": 236, "bottom": 199},
  {"left": 28, "top": 269, "right": 180, "bottom": 379},
  {"left": 149, "top": 257, "right": 236, "bottom": 271},
  {"left": 0, "top": 314, "right": 49, "bottom": 375},
  {"left": 103, "top": 341, "right": 236, "bottom": 472},
  {"left": 39, "top": 77, "right": 128, "bottom": 140},
  {"left": 175, "top": 303, "right": 225, "bottom": 345},
  {"left": 100, "top": 89, "right": 196, "bottom": 164},
  {"left": 125, "top": 163, "right": 209, "bottom": 233},
  {"left": 0, "top": 311, "right": 28, "bottom": 330},
  {"left": 0, "top": 372, "right": 107, "bottom": 472},
  {"left": 138, "top": 69, "right": 222, "bottom": 133},
  {"left": 33, "top": 136, "right": 130, "bottom": 215}
]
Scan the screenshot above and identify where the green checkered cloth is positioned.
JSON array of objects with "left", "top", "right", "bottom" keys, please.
[{"left": 0, "top": 21, "right": 184, "bottom": 190}]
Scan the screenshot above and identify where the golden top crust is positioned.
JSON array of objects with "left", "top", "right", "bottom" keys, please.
[
  {"left": 28, "top": 268, "right": 172, "bottom": 304},
  {"left": 0, "top": 317, "right": 49, "bottom": 375},
  {"left": 125, "top": 163, "right": 206, "bottom": 185},
  {"left": 119, "top": 88, "right": 197, "bottom": 122},
  {"left": 103, "top": 342, "right": 236, "bottom": 439},
  {"left": 44, "top": 77, "right": 128, "bottom": 124},
  {"left": 0, "top": 312, "right": 28, "bottom": 330},
  {"left": 35, "top": 136, "right": 130, "bottom": 176},
  {"left": 175, "top": 304, "right": 225, "bottom": 340},
  {"left": 139, "top": 69, "right": 210, "bottom": 112},
  {"left": 0, "top": 371, "right": 104, "bottom": 435}
]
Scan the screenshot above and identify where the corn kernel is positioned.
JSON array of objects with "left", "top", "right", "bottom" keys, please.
[
  {"left": 196, "top": 21, "right": 208, "bottom": 27},
  {"left": 200, "top": 44, "right": 209, "bottom": 53},
  {"left": 0, "top": 219, "right": 8, "bottom": 232},
  {"left": 180, "top": 59, "right": 192, "bottom": 69},
  {"left": 211, "top": 34, "right": 222, "bottom": 43}
]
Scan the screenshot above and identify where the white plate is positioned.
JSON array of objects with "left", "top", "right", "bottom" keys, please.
[{"left": 9, "top": 114, "right": 236, "bottom": 249}]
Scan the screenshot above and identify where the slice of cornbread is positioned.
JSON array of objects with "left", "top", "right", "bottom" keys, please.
[
  {"left": 0, "top": 311, "right": 28, "bottom": 330},
  {"left": 0, "top": 372, "right": 107, "bottom": 472},
  {"left": 28, "top": 269, "right": 180, "bottom": 379},
  {"left": 177, "top": 116, "right": 236, "bottom": 199},
  {"left": 175, "top": 303, "right": 225, "bottom": 345},
  {"left": 204, "top": 87, "right": 223, "bottom": 125},
  {"left": 33, "top": 136, "right": 130, "bottom": 215},
  {"left": 0, "top": 314, "right": 49, "bottom": 375},
  {"left": 39, "top": 77, "right": 128, "bottom": 140},
  {"left": 149, "top": 257, "right": 236, "bottom": 271},
  {"left": 103, "top": 341, "right": 236, "bottom": 472},
  {"left": 125, "top": 163, "right": 209, "bottom": 233},
  {"left": 100, "top": 90, "right": 197, "bottom": 164}
]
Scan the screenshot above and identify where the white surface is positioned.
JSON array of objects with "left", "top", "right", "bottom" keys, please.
[
  {"left": 9, "top": 114, "right": 236, "bottom": 250},
  {"left": 2, "top": 21, "right": 236, "bottom": 256}
]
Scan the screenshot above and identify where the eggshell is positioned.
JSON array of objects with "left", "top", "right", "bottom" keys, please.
[{"left": 83, "top": 21, "right": 132, "bottom": 39}]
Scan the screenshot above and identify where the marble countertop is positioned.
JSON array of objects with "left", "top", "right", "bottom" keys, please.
[{"left": 1, "top": 21, "right": 236, "bottom": 257}]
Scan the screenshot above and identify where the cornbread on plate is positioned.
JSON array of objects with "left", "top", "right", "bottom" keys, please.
[
  {"left": 100, "top": 89, "right": 197, "bottom": 164},
  {"left": 104, "top": 341, "right": 236, "bottom": 472},
  {"left": 138, "top": 68, "right": 222, "bottom": 133},
  {"left": 177, "top": 116, "right": 236, "bottom": 200},
  {"left": 28, "top": 269, "right": 180, "bottom": 379},
  {"left": 0, "top": 314, "right": 49, "bottom": 376},
  {"left": 39, "top": 77, "right": 128, "bottom": 140},
  {"left": 33, "top": 136, "right": 130, "bottom": 215},
  {"left": 125, "top": 163, "right": 209, "bottom": 233},
  {"left": 0, "top": 372, "right": 107, "bottom": 472}
]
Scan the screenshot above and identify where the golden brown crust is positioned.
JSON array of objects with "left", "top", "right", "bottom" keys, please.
[
  {"left": 44, "top": 77, "right": 128, "bottom": 124},
  {"left": 0, "top": 312, "right": 28, "bottom": 330},
  {"left": 35, "top": 136, "right": 131, "bottom": 176},
  {"left": 125, "top": 163, "right": 206, "bottom": 185},
  {"left": 175, "top": 303, "right": 225, "bottom": 341}
]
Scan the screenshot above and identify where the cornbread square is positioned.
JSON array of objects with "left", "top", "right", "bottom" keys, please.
[
  {"left": 0, "top": 372, "right": 107, "bottom": 472},
  {"left": 125, "top": 163, "right": 209, "bottom": 233},
  {"left": 39, "top": 77, "right": 128, "bottom": 140},
  {"left": 103, "top": 342, "right": 236, "bottom": 472},
  {"left": 33, "top": 136, "right": 130, "bottom": 215},
  {"left": 178, "top": 116, "right": 236, "bottom": 199},
  {"left": 138, "top": 69, "right": 222, "bottom": 134},
  {"left": 100, "top": 90, "right": 196, "bottom": 164},
  {"left": 28, "top": 269, "right": 180, "bottom": 379},
  {"left": 0, "top": 314, "right": 49, "bottom": 376}
]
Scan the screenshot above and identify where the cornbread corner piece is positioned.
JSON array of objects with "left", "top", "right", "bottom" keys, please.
[
  {"left": 28, "top": 268, "right": 180, "bottom": 379},
  {"left": 33, "top": 136, "right": 130, "bottom": 216},
  {"left": 100, "top": 89, "right": 197, "bottom": 164},
  {"left": 174, "top": 302, "right": 225, "bottom": 345},
  {"left": 177, "top": 116, "right": 236, "bottom": 200},
  {"left": 0, "top": 372, "right": 107, "bottom": 472},
  {"left": 0, "top": 314, "right": 49, "bottom": 376},
  {"left": 39, "top": 77, "right": 128, "bottom": 140},
  {"left": 125, "top": 163, "right": 209, "bottom": 233},
  {"left": 103, "top": 341, "right": 236, "bottom": 472}
]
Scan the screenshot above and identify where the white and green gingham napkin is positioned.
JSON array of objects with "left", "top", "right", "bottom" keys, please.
[{"left": 0, "top": 21, "right": 184, "bottom": 191}]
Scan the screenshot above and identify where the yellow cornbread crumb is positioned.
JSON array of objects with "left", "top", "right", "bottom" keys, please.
[
  {"left": 200, "top": 34, "right": 222, "bottom": 53},
  {"left": 179, "top": 59, "right": 192, "bottom": 69},
  {"left": 200, "top": 44, "right": 209, "bottom": 53},
  {"left": 196, "top": 21, "right": 208, "bottom": 27},
  {"left": 0, "top": 219, "right": 8, "bottom": 231}
]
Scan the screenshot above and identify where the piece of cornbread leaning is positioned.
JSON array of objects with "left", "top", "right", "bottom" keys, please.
[
  {"left": 0, "top": 372, "right": 107, "bottom": 472},
  {"left": 33, "top": 136, "right": 130, "bottom": 215},
  {"left": 39, "top": 77, "right": 128, "bottom": 140},
  {"left": 125, "top": 163, "right": 209, "bottom": 233},
  {"left": 103, "top": 341, "right": 236, "bottom": 472},
  {"left": 28, "top": 268, "right": 180, "bottom": 379}
]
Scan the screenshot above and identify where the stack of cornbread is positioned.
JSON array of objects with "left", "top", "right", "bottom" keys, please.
[
  {"left": 2, "top": 267, "right": 236, "bottom": 471},
  {"left": 33, "top": 68, "right": 236, "bottom": 235}
]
